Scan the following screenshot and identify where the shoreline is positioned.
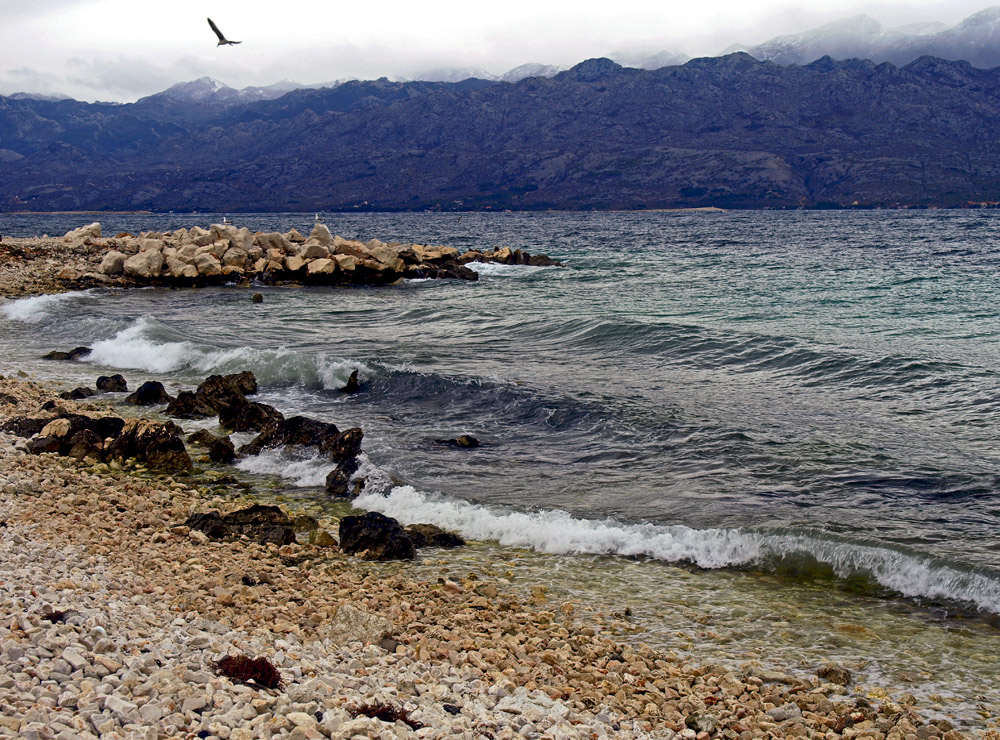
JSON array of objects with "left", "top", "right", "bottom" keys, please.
[{"left": 0, "top": 373, "right": 970, "bottom": 740}]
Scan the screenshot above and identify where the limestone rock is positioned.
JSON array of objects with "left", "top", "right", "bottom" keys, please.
[
  {"left": 195, "top": 252, "right": 223, "bottom": 276},
  {"left": 310, "top": 223, "right": 335, "bottom": 246},
  {"left": 123, "top": 250, "right": 164, "bottom": 279},
  {"left": 99, "top": 250, "right": 126, "bottom": 275},
  {"left": 64, "top": 223, "right": 101, "bottom": 241},
  {"left": 318, "top": 604, "right": 394, "bottom": 645}
]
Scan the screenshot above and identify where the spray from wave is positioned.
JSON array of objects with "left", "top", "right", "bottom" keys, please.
[
  {"left": 354, "top": 485, "right": 1000, "bottom": 615},
  {"left": 1, "top": 291, "right": 92, "bottom": 324}
]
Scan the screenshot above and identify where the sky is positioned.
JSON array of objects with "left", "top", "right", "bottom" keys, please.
[{"left": 0, "top": 0, "right": 992, "bottom": 102}]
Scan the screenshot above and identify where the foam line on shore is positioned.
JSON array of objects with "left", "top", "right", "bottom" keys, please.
[{"left": 355, "top": 485, "right": 1000, "bottom": 615}]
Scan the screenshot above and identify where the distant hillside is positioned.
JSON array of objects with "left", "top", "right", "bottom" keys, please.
[
  {"left": 3, "top": 54, "right": 1000, "bottom": 211},
  {"left": 734, "top": 6, "right": 1000, "bottom": 68}
]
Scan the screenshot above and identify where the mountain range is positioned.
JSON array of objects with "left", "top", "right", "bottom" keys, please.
[{"left": 4, "top": 51, "right": 1000, "bottom": 211}]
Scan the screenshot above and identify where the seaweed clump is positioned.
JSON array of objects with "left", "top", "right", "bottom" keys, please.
[
  {"left": 213, "top": 654, "right": 283, "bottom": 689},
  {"left": 41, "top": 609, "right": 68, "bottom": 623},
  {"left": 349, "top": 700, "right": 424, "bottom": 730}
]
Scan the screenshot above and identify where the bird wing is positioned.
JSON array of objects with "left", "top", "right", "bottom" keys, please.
[{"left": 207, "top": 17, "right": 226, "bottom": 42}]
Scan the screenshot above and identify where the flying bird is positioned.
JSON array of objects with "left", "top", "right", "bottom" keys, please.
[{"left": 208, "top": 17, "right": 241, "bottom": 46}]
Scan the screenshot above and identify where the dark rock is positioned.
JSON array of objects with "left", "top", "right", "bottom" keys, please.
[
  {"left": 186, "top": 429, "right": 220, "bottom": 446},
  {"left": 218, "top": 401, "right": 284, "bottom": 433},
  {"left": 66, "top": 429, "right": 103, "bottom": 460},
  {"left": 324, "top": 467, "right": 353, "bottom": 498},
  {"left": 405, "top": 523, "right": 466, "bottom": 548},
  {"left": 435, "top": 434, "right": 480, "bottom": 448},
  {"left": 817, "top": 664, "right": 852, "bottom": 686},
  {"left": 292, "top": 515, "right": 320, "bottom": 533},
  {"left": 42, "top": 347, "right": 91, "bottom": 361},
  {"left": 125, "top": 381, "right": 173, "bottom": 406},
  {"left": 96, "top": 374, "right": 128, "bottom": 392},
  {"left": 341, "top": 369, "right": 360, "bottom": 394},
  {"left": 26, "top": 436, "right": 62, "bottom": 454},
  {"left": 165, "top": 371, "right": 257, "bottom": 419},
  {"left": 0, "top": 393, "right": 17, "bottom": 406},
  {"left": 208, "top": 435, "right": 236, "bottom": 463},
  {"left": 339, "top": 512, "right": 415, "bottom": 560},
  {"left": 240, "top": 416, "right": 362, "bottom": 468},
  {"left": 59, "top": 386, "right": 96, "bottom": 401},
  {"left": 186, "top": 504, "right": 295, "bottom": 546},
  {"left": 1, "top": 416, "right": 50, "bottom": 438},
  {"left": 105, "top": 418, "right": 191, "bottom": 471},
  {"left": 252, "top": 293, "right": 263, "bottom": 303}
]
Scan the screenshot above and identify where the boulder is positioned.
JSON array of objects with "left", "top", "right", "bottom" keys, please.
[
  {"left": 1, "top": 416, "right": 50, "bottom": 438},
  {"left": 139, "top": 238, "right": 164, "bottom": 253},
  {"left": 284, "top": 255, "right": 306, "bottom": 273},
  {"left": 301, "top": 242, "right": 331, "bottom": 260},
  {"left": 332, "top": 254, "right": 357, "bottom": 272},
  {"left": 165, "top": 372, "right": 256, "bottom": 418},
  {"left": 434, "top": 434, "right": 480, "bottom": 448},
  {"left": 306, "top": 258, "right": 336, "bottom": 275},
  {"left": 406, "top": 523, "right": 466, "bottom": 548},
  {"left": 194, "top": 252, "right": 223, "bottom": 277},
  {"left": 339, "top": 511, "right": 415, "bottom": 560},
  {"left": 817, "top": 664, "right": 852, "bottom": 686},
  {"left": 208, "top": 435, "right": 236, "bottom": 463},
  {"left": 218, "top": 401, "right": 284, "bottom": 433},
  {"left": 64, "top": 223, "right": 101, "bottom": 241},
  {"left": 59, "top": 386, "right": 96, "bottom": 401},
  {"left": 341, "top": 369, "right": 360, "bottom": 394},
  {"left": 255, "top": 233, "right": 293, "bottom": 254},
  {"left": 96, "top": 374, "right": 128, "bottom": 393},
  {"left": 123, "top": 250, "right": 164, "bottom": 279},
  {"left": 42, "top": 346, "right": 91, "bottom": 361},
  {"left": 186, "top": 504, "right": 295, "bottom": 546},
  {"left": 66, "top": 429, "right": 104, "bottom": 461},
  {"left": 324, "top": 466, "right": 354, "bottom": 497},
  {"left": 125, "top": 381, "right": 172, "bottom": 406},
  {"left": 100, "top": 250, "right": 126, "bottom": 275},
  {"left": 105, "top": 418, "right": 191, "bottom": 471},
  {"left": 186, "top": 429, "right": 220, "bottom": 447},
  {"left": 309, "top": 223, "right": 335, "bottom": 246},
  {"left": 318, "top": 604, "right": 394, "bottom": 645},
  {"left": 222, "top": 247, "right": 249, "bottom": 268}
]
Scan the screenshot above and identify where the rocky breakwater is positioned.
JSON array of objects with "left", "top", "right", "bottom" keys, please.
[{"left": 0, "top": 221, "right": 561, "bottom": 296}]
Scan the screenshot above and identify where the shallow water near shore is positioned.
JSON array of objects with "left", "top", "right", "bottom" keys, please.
[{"left": 2, "top": 210, "right": 1000, "bottom": 730}]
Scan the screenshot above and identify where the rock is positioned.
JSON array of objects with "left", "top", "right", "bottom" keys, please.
[
  {"left": 318, "top": 604, "right": 394, "bottom": 645},
  {"left": 123, "top": 250, "right": 164, "bottom": 279},
  {"left": 186, "top": 429, "right": 220, "bottom": 446},
  {"left": 186, "top": 504, "right": 296, "bottom": 545},
  {"left": 306, "top": 257, "right": 337, "bottom": 275},
  {"left": 99, "top": 250, "right": 126, "bottom": 274},
  {"left": 252, "top": 292, "right": 263, "bottom": 303},
  {"left": 26, "top": 436, "right": 62, "bottom": 454},
  {"left": 222, "top": 247, "right": 249, "bottom": 268},
  {"left": 42, "top": 346, "right": 91, "bottom": 361},
  {"left": 240, "top": 416, "right": 362, "bottom": 468},
  {"left": 208, "top": 435, "right": 236, "bottom": 463},
  {"left": 766, "top": 703, "right": 802, "bottom": 722},
  {"left": 1, "top": 417, "right": 50, "bottom": 437},
  {"left": 324, "top": 467, "right": 354, "bottom": 498},
  {"left": 434, "top": 434, "right": 480, "bottom": 448},
  {"left": 301, "top": 242, "right": 331, "bottom": 260},
  {"left": 818, "top": 664, "right": 852, "bottom": 686},
  {"left": 59, "top": 386, "right": 95, "bottom": 400},
  {"left": 66, "top": 429, "right": 104, "bottom": 460},
  {"left": 64, "top": 223, "right": 101, "bottom": 241},
  {"left": 284, "top": 255, "right": 306, "bottom": 272},
  {"left": 96, "top": 374, "right": 127, "bottom": 392},
  {"left": 0, "top": 393, "right": 17, "bottom": 406},
  {"left": 254, "top": 232, "right": 293, "bottom": 254},
  {"left": 308, "top": 529, "right": 338, "bottom": 547},
  {"left": 165, "top": 371, "right": 257, "bottom": 418},
  {"left": 309, "top": 223, "right": 335, "bottom": 246},
  {"left": 218, "top": 400, "right": 284, "bottom": 433},
  {"left": 125, "top": 380, "right": 172, "bottom": 406},
  {"left": 339, "top": 511, "right": 415, "bottom": 560},
  {"left": 105, "top": 418, "right": 192, "bottom": 471},
  {"left": 341, "top": 370, "right": 360, "bottom": 394},
  {"left": 405, "top": 523, "right": 466, "bottom": 548},
  {"left": 194, "top": 252, "right": 223, "bottom": 276}
]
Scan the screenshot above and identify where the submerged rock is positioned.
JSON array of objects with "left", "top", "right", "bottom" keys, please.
[
  {"left": 406, "top": 523, "right": 466, "bottom": 548},
  {"left": 59, "top": 386, "right": 96, "bottom": 401},
  {"left": 341, "top": 369, "right": 361, "bottom": 394},
  {"left": 42, "top": 346, "right": 92, "bottom": 361},
  {"left": 339, "top": 511, "right": 415, "bottom": 561}
]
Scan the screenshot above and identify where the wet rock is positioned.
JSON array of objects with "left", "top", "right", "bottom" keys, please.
[
  {"left": 405, "top": 523, "right": 466, "bottom": 548},
  {"left": 341, "top": 369, "right": 361, "bottom": 394},
  {"left": 66, "top": 429, "right": 104, "bottom": 460},
  {"left": 218, "top": 400, "right": 284, "bottom": 433},
  {"left": 125, "top": 380, "right": 173, "bottom": 406},
  {"left": 208, "top": 435, "right": 236, "bottom": 463},
  {"left": 434, "top": 434, "right": 480, "bottom": 448},
  {"left": 96, "top": 374, "right": 128, "bottom": 392},
  {"left": 165, "top": 371, "right": 257, "bottom": 418},
  {"left": 186, "top": 429, "right": 220, "bottom": 446},
  {"left": 0, "top": 392, "right": 17, "bottom": 405},
  {"left": 26, "top": 435, "right": 62, "bottom": 454},
  {"left": 186, "top": 504, "right": 295, "bottom": 546},
  {"left": 240, "top": 416, "right": 362, "bottom": 467},
  {"left": 42, "top": 346, "right": 91, "bottom": 361},
  {"left": 818, "top": 664, "right": 852, "bottom": 686},
  {"left": 324, "top": 467, "right": 354, "bottom": 498},
  {"left": 252, "top": 292, "right": 263, "bottom": 303},
  {"left": 339, "top": 511, "right": 415, "bottom": 560},
  {"left": 105, "top": 418, "right": 192, "bottom": 471},
  {"left": 0, "top": 417, "right": 41, "bottom": 437},
  {"left": 59, "top": 386, "right": 96, "bottom": 400}
]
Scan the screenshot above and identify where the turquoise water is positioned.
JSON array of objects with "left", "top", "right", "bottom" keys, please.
[{"left": 2, "top": 210, "right": 999, "bottom": 730}]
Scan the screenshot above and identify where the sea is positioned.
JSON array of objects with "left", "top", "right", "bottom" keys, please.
[{"left": 1, "top": 210, "right": 998, "bottom": 731}]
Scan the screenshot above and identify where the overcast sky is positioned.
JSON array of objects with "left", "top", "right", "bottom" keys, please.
[{"left": 0, "top": 0, "right": 991, "bottom": 102}]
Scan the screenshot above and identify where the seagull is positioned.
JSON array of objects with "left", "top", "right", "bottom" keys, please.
[
  {"left": 208, "top": 17, "right": 241, "bottom": 46},
  {"left": 315, "top": 213, "right": 325, "bottom": 223}
]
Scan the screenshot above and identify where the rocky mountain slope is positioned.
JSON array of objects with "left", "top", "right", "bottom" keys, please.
[{"left": 3, "top": 53, "right": 1000, "bottom": 211}]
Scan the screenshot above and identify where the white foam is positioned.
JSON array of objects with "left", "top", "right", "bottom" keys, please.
[
  {"left": 466, "top": 262, "right": 549, "bottom": 278},
  {"left": 234, "top": 447, "right": 333, "bottom": 488},
  {"left": 83, "top": 317, "right": 365, "bottom": 388},
  {"left": 354, "top": 486, "right": 1000, "bottom": 614},
  {"left": 1, "top": 291, "right": 91, "bottom": 324}
]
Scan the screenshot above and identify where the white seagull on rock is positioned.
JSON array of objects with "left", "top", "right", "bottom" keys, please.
[{"left": 208, "top": 18, "right": 241, "bottom": 46}]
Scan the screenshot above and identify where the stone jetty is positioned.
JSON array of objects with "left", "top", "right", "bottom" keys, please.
[{"left": 0, "top": 222, "right": 560, "bottom": 296}]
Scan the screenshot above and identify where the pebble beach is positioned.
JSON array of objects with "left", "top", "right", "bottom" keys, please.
[{"left": 0, "top": 227, "right": 994, "bottom": 740}]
